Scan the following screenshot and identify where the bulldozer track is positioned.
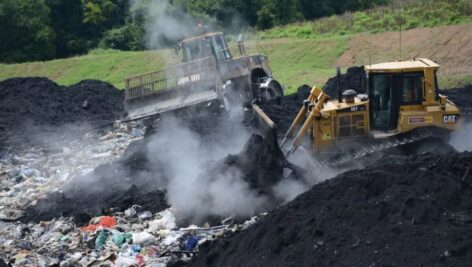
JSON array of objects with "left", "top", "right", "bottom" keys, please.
[{"left": 321, "top": 132, "right": 434, "bottom": 167}]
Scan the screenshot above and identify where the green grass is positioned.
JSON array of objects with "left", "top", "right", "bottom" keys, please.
[
  {"left": 259, "top": 0, "right": 472, "bottom": 39},
  {"left": 439, "top": 73, "right": 472, "bottom": 89},
  {"left": 0, "top": 49, "right": 169, "bottom": 89}
]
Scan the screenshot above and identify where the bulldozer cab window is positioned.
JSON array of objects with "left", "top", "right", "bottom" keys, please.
[
  {"left": 212, "top": 35, "right": 231, "bottom": 61},
  {"left": 370, "top": 74, "right": 398, "bottom": 130},
  {"left": 401, "top": 73, "right": 423, "bottom": 104},
  {"left": 183, "top": 38, "right": 213, "bottom": 62}
]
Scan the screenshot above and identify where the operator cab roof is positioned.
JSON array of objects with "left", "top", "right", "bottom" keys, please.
[
  {"left": 365, "top": 58, "right": 439, "bottom": 73},
  {"left": 181, "top": 32, "right": 224, "bottom": 43}
]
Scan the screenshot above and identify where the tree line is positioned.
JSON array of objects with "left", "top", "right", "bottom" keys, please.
[{"left": 0, "top": 0, "right": 388, "bottom": 63}]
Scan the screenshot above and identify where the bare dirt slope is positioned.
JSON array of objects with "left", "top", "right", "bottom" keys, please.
[{"left": 337, "top": 24, "right": 472, "bottom": 86}]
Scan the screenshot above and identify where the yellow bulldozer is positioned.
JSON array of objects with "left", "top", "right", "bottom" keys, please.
[{"left": 275, "top": 58, "right": 461, "bottom": 166}]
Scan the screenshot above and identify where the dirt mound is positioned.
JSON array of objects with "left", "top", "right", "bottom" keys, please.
[
  {"left": 221, "top": 134, "right": 285, "bottom": 192},
  {"left": 258, "top": 85, "right": 311, "bottom": 134},
  {"left": 441, "top": 84, "right": 472, "bottom": 116},
  {"left": 322, "top": 66, "right": 366, "bottom": 98},
  {"left": 191, "top": 151, "right": 472, "bottom": 267},
  {"left": 0, "top": 77, "right": 123, "bottom": 150}
]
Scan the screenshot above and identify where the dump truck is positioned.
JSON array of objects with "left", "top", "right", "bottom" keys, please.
[
  {"left": 272, "top": 58, "right": 461, "bottom": 166},
  {"left": 123, "top": 32, "right": 283, "bottom": 121}
]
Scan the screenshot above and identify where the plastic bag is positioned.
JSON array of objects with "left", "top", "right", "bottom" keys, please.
[{"left": 81, "top": 216, "right": 117, "bottom": 232}]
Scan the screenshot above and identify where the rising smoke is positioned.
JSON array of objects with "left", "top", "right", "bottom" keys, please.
[
  {"left": 144, "top": 116, "right": 270, "bottom": 222},
  {"left": 130, "top": 0, "right": 200, "bottom": 49},
  {"left": 271, "top": 148, "right": 343, "bottom": 202},
  {"left": 451, "top": 120, "right": 472, "bottom": 152}
]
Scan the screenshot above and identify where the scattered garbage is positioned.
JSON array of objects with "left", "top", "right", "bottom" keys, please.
[
  {"left": 0, "top": 206, "right": 264, "bottom": 265},
  {"left": 0, "top": 123, "right": 144, "bottom": 222}
]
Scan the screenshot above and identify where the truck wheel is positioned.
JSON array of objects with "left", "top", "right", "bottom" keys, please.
[
  {"left": 261, "top": 81, "right": 283, "bottom": 102},
  {"left": 222, "top": 82, "right": 243, "bottom": 113}
]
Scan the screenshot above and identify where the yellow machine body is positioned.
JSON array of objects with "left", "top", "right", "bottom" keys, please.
[{"left": 283, "top": 58, "right": 461, "bottom": 157}]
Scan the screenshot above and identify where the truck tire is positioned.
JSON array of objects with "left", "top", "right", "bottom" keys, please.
[
  {"left": 222, "top": 81, "right": 243, "bottom": 113},
  {"left": 261, "top": 80, "right": 283, "bottom": 102}
]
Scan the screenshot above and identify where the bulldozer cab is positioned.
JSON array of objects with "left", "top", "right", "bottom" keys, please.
[
  {"left": 367, "top": 59, "right": 439, "bottom": 131},
  {"left": 180, "top": 32, "right": 232, "bottom": 62}
]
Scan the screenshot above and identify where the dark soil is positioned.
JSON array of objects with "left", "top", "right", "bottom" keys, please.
[
  {"left": 258, "top": 84, "right": 311, "bottom": 134},
  {"left": 322, "top": 66, "right": 366, "bottom": 98},
  {"left": 0, "top": 77, "right": 123, "bottom": 151},
  {"left": 191, "top": 152, "right": 472, "bottom": 267},
  {"left": 220, "top": 134, "right": 285, "bottom": 193},
  {"left": 440, "top": 84, "right": 472, "bottom": 117}
]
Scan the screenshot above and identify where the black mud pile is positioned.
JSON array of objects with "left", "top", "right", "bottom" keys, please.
[
  {"left": 322, "top": 66, "right": 366, "bottom": 98},
  {"left": 192, "top": 152, "right": 472, "bottom": 267},
  {"left": 0, "top": 77, "right": 123, "bottom": 150},
  {"left": 219, "top": 134, "right": 286, "bottom": 192},
  {"left": 441, "top": 84, "right": 472, "bottom": 117},
  {"left": 258, "top": 85, "right": 311, "bottom": 134}
]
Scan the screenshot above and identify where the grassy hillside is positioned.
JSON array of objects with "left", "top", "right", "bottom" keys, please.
[
  {"left": 0, "top": 50, "right": 169, "bottom": 89},
  {"left": 259, "top": 0, "right": 472, "bottom": 39},
  {"left": 0, "top": 0, "right": 471, "bottom": 94}
]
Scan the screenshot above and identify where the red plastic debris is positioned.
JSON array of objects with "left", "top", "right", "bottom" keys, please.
[{"left": 80, "top": 216, "right": 117, "bottom": 232}]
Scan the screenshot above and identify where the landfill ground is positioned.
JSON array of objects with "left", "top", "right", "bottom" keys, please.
[{"left": 0, "top": 71, "right": 472, "bottom": 266}]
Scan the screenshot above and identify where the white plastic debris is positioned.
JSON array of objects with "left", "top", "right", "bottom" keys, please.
[
  {"left": 132, "top": 232, "right": 157, "bottom": 245},
  {"left": 113, "top": 256, "right": 137, "bottom": 267},
  {"left": 124, "top": 205, "right": 141, "bottom": 218},
  {"left": 138, "top": 211, "right": 153, "bottom": 221},
  {"left": 148, "top": 209, "right": 177, "bottom": 232}
]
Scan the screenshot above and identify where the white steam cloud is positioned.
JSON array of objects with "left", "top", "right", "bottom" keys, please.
[
  {"left": 145, "top": 116, "right": 269, "bottom": 222},
  {"left": 130, "top": 0, "right": 199, "bottom": 49},
  {"left": 271, "top": 148, "right": 343, "bottom": 202},
  {"left": 450, "top": 120, "right": 472, "bottom": 152}
]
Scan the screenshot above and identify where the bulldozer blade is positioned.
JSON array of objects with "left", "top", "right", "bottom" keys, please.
[
  {"left": 250, "top": 104, "right": 305, "bottom": 175},
  {"left": 124, "top": 90, "right": 219, "bottom": 122},
  {"left": 251, "top": 104, "right": 277, "bottom": 145}
]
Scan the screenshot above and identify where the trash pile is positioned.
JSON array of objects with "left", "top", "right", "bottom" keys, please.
[
  {"left": 191, "top": 151, "right": 472, "bottom": 267},
  {"left": 0, "top": 206, "right": 266, "bottom": 266},
  {"left": 0, "top": 123, "right": 145, "bottom": 222}
]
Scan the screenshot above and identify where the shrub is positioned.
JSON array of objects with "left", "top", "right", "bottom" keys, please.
[{"left": 99, "top": 24, "right": 144, "bottom": 51}]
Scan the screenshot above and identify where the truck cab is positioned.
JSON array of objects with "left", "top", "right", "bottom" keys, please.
[{"left": 180, "top": 32, "right": 232, "bottom": 62}]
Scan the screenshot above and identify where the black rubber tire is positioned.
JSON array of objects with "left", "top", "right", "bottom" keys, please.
[{"left": 260, "top": 81, "right": 283, "bottom": 102}]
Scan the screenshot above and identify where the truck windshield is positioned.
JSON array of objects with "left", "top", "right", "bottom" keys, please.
[
  {"left": 370, "top": 74, "right": 395, "bottom": 130},
  {"left": 183, "top": 38, "right": 212, "bottom": 62},
  {"left": 212, "top": 35, "right": 231, "bottom": 60}
]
